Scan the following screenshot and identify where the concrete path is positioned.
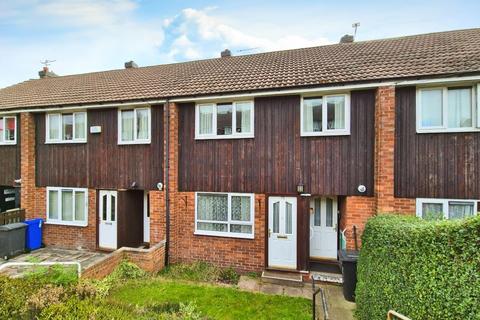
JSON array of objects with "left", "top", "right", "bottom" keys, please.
[
  {"left": 0, "top": 247, "right": 107, "bottom": 277},
  {"left": 238, "top": 276, "right": 355, "bottom": 320}
]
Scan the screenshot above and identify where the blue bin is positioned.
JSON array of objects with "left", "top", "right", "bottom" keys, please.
[{"left": 25, "top": 218, "right": 43, "bottom": 251}]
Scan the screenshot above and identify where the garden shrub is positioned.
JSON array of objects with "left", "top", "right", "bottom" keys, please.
[{"left": 356, "top": 215, "right": 480, "bottom": 320}]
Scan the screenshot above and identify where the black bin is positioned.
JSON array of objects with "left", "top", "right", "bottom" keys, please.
[
  {"left": 338, "top": 249, "right": 359, "bottom": 302},
  {"left": 0, "top": 222, "right": 27, "bottom": 260}
]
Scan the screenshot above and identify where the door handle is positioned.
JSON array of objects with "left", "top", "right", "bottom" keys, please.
[
  {"left": 268, "top": 229, "right": 272, "bottom": 237},
  {"left": 277, "top": 235, "right": 288, "bottom": 239}
]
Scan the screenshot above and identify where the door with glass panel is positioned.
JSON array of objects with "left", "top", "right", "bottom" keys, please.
[
  {"left": 98, "top": 191, "right": 118, "bottom": 250},
  {"left": 310, "top": 197, "right": 338, "bottom": 260},
  {"left": 268, "top": 197, "right": 297, "bottom": 269}
]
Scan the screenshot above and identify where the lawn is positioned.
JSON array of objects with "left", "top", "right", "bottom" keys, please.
[
  {"left": 110, "top": 278, "right": 312, "bottom": 320},
  {"left": 0, "top": 261, "right": 312, "bottom": 319}
]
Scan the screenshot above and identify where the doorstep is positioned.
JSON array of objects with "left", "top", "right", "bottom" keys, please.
[{"left": 261, "top": 270, "right": 304, "bottom": 287}]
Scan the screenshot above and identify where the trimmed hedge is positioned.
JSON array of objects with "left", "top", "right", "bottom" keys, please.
[{"left": 356, "top": 215, "right": 480, "bottom": 320}]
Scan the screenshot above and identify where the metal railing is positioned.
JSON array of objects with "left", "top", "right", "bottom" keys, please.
[
  {"left": 0, "top": 208, "right": 25, "bottom": 225},
  {"left": 387, "top": 310, "right": 412, "bottom": 320},
  {"left": 0, "top": 261, "right": 82, "bottom": 277},
  {"left": 312, "top": 276, "right": 329, "bottom": 320}
]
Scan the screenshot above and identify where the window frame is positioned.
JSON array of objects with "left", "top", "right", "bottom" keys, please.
[
  {"left": 117, "top": 106, "right": 152, "bottom": 145},
  {"left": 194, "top": 192, "right": 255, "bottom": 239},
  {"left": 0, "top": 115, "right": 17, "bottom": 145},
  {"left": 416, "top": 85, "right": 480, "bottom": 133},
  {"left": 300, "top": 93, "right": 351, "bottom": 137},
  {"left": 416, "top": 198, "right": 478, "bottom": 220},
  {"left": 195, "top": 101, "right": 255, "bottom": 140},
  {"left": 46, "top": 111, "right": 87, "bottom": 144},
  {"left": 46, "top": 187, "right": 89, "bottom": 227}
]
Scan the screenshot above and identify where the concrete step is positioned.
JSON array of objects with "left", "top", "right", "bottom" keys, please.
[
  {"left": 311, "top": 271, "right": 343, "bottom": 284},
  {"left": 261, "top": 270, "right": 304, "bottom": 287}
]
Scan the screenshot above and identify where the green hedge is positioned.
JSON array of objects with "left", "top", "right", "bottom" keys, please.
[{"left": 356, "top": 215, "right": 480, "bottom": 320}]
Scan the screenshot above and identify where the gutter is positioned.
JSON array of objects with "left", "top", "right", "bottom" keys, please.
[{"left": 164, "top": 99, "right": 170, "bottom": 266}]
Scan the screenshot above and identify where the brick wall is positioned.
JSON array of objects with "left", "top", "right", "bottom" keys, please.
[
  {"left": 20, "top": 113, "right": 39, "bottom": 218},
  {"left": 82, "top": 241, "right": 166, "bottom": 279},
  {"left": 170, "top": 192, "right": 266, "bottom": 272},
  {"left": 374, "top": 86, "right": 416, "bottom": 214},
  {"left": 149, "top": 190, "right": 166, "bottom": 244}
]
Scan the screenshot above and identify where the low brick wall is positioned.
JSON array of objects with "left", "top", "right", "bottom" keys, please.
[{"left": 82, "top": 241, "right": 166, "bottom": 279}]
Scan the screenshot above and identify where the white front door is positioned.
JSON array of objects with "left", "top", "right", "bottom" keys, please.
[
  {"left": 143, "top": 192, "right": 150, "bottom": 243},
  {"left": 310, "top": 197, "right": 338, "bottom": 260},
  {"left": 268, "top": 196, "right": 297, "bottom": 269},
  {"left": 99, "top": 190, "right": 118, "bottom": 250}
]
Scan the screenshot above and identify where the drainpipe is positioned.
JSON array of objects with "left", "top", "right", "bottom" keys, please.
[{"left": 164, "top": 99, "right": 170, "bottom": 266}]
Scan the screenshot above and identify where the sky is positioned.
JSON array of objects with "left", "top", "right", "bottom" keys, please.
[{"left": 0, "top": 0, "right": 479, "bottom": 88}]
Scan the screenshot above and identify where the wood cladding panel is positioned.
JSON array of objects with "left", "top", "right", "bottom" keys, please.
[
  {"left": 36, "top": 106, "right": 164, "bottom": 190},
  {"left": 179, "top": 91, "right": 375, "bottom": 196},
  {"left": 0, "top": 116, "right": 21, "bottom": 186},
  {"left": 395, "top": 87, "right": 480, "bottom": 199}
]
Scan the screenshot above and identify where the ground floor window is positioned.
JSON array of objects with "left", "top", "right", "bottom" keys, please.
[
  {"left": 46, "top": 187, "right": 88, "bottom": 227},
  {"left": 195, "top": 192, "right": 254, "bottom": 239},
  {"left": 416, "top": 198, "right": 478, "bottom": 220}
]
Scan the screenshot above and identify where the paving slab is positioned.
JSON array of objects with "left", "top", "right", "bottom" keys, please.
[
  {"left": 238, "top": 275, "right": 355, "bottom": 320},
  {"left": 0, "top": 247, "right": 107, "bottom": 278}
]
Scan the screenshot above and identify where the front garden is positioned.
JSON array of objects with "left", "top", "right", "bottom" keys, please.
[{"left": 0, "top": 260, "right": 312, "bottom": 319}]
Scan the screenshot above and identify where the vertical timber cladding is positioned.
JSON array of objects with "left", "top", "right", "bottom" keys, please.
[
  {"left": 178, "top": 90, "right": 375, "bottom": 196},
  {"left": 395, "top": 87, "right": 480, "bottom": 199},
  {"left": 0, "top": 114, "right": 21, "bottom": 186},
  {"left": 35, "top": 105, "right": 164, "bottom": 190}
]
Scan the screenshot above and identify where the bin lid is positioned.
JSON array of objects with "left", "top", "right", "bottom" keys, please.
[
  {"left": 25, "top": 218, "right": 43, "bottom": 225},
  {"left": 0, "top": 222, "right": 28, "bottom": 231},
  {"left": 338, "top": 249, "right": 360, "bottom": 262}
]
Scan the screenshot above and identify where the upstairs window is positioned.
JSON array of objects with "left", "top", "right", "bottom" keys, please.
[
  {"left": 301, "top": 94, "right": 350, "bottom": 136},
  {"left": 0, "top": 116, "right": 17, "bottom": 145},
  {"left": 118, "top": 107, "right": 151, "bottom": 144},
  {"left": 417, "top": 86, "right": 479, "bottom": 133},
  {"left": 416, "top": 198, "right": 478, "bottom": 220},
  {"left": 195, "top": 101, "right": 254, "bottom": 139},
  {"left": 46, "top": 112, "right": 87, "bottom": 143}
]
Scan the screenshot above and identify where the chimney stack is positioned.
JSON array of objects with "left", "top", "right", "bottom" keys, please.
[
  {"left": 38, "top": 66, "right": 58, "bottom": 79},
  {"left": 221, "top": 49, "right": 231, "bottom": 58},
  {"left": 339, "top": 34, "right": 354, "bottom": 44},
  {"left": 125, "top": 61, "right": 138, "bottom": 69}
]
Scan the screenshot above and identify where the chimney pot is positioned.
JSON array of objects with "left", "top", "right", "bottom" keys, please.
[
  {"left": 340, "top": 34, "right": 354, "bottom": 44},
  {"left": 125, "top": 61, "right": 138, "bottom": 69},
  {"left": 221, "top": 49, "right": 231, "bottom": 58},
  {"left": 39, "top": 67, "right": 58, "bottom": 79}
]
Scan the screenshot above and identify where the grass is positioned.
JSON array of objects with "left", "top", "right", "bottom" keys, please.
[
  {"left": 110, "top": 278, "right": 312, "bottom": 320},
  {"left": 160, "top": 262, "right": 240, "bottom": 284}
]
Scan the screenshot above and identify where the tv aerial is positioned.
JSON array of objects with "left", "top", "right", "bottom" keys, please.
[
  {"left": 352, "top": 22, "right": 360, "bottom": 39},
  {"left": 40, "top": 59, "right": 56, "bottom": 67}
]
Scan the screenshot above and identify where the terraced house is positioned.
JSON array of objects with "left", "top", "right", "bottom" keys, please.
[{"left": 0, "top": 28, "right": 479, "bottom": 275}]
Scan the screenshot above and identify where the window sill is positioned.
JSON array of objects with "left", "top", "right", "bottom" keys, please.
[
  {"left": 416, "top": 128, "right": 480, "bottom": 134},
  {"left": 0, "top": 142, "right": 17, "bottom": 145},
  {"left": 300, "top": 131, "right": 350, "bottom": 137},
  {"left": 45, "top": 221, "right": 88, "bottom": 228},
  {"left": 45, "top": 140, "right": 87, "bottom": 144},
  {"left": 194, "top": 231, "right": 254, "bottom": 239},
  {"left": 118, "top": 140, "right": 151, "bottom": 145},
  {"left": 195, "top": 134, "right": 254, "bottom": 140}
]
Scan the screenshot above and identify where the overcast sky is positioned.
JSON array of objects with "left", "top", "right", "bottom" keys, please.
[{"left": 0, "top": 0, "right": 479, "bottom": 88}]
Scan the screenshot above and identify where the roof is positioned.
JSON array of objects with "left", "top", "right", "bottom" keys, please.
[{"left": 1, "top": 28, "right": 480, "bottom": 110}]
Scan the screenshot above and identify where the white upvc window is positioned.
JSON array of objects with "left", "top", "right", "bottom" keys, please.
[
  {"left": 0, "top": 116, "right": 17, "bottom": 145},
  {"left": 301, "top": 93, "right": 351, "bottom": 136},
  {"left": 46, "top": 112, "right": 87, "bottom": 143},
  {"left": 195, "top": 101, "right": 254, "bottom": 139},
  {"left": 416, "top": 85, "right": 480, "bottom": 133},
  {"left": 46, "top": 187, "right": 88, "bottom": 227},
  {"left": 118, "top": 107, "right": 151, "bottom": 144},
  {"left": 195, "top": 192, "right": 255, "bottom": 239},
  {"left": 416, "top": 198, "right": 478, "bottom": 221}
]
